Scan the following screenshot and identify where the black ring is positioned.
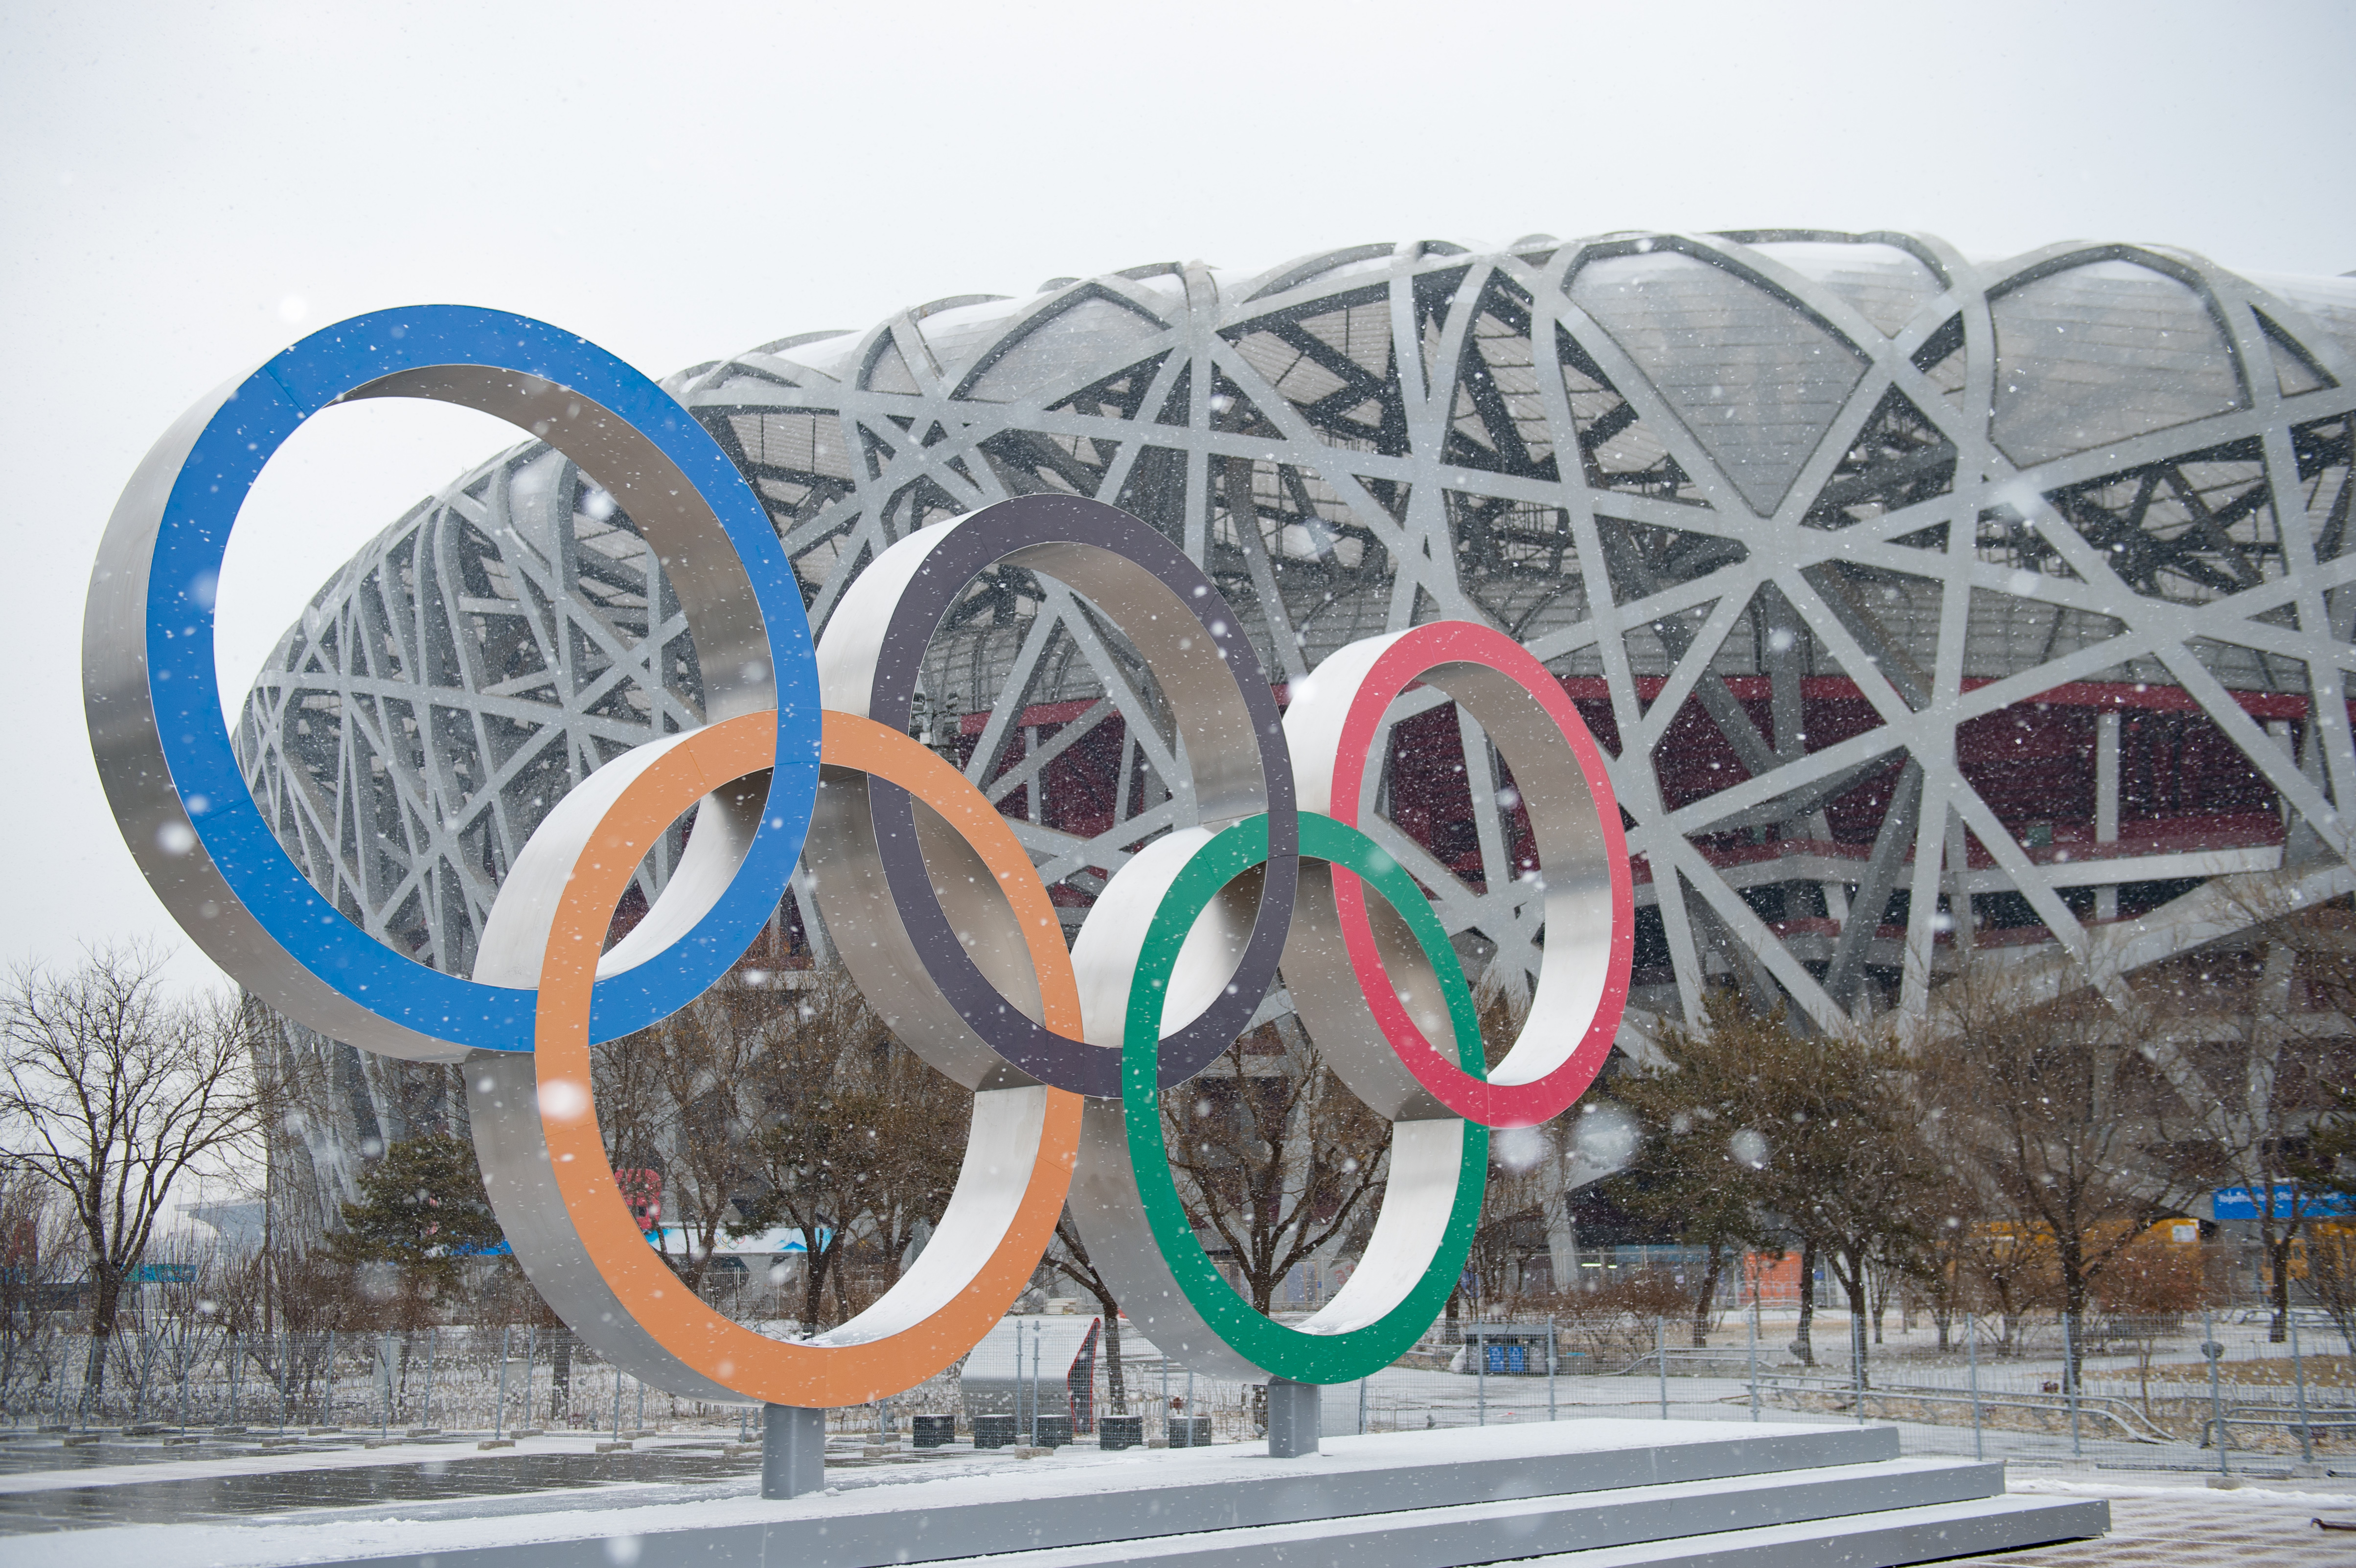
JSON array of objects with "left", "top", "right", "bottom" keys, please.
[{"left": 861, "top": 495, "right": 1297, "bottom": 1097}]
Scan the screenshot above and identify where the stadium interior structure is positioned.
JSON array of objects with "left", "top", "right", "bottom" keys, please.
[{"left": 231, "top": 230, "right": 2356, "bottom": 1222}]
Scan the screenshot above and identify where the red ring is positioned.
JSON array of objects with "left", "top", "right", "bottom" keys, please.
[{"left": 1308, "top": 622, "right": 1632, "bottom": 1127}]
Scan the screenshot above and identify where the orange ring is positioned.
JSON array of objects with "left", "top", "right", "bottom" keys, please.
[{"left": 529, "top": 709, "right": 1080, "bottom": 1406}]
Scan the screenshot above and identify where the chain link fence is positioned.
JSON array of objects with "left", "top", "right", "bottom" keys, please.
[
  {"left": 0, "top": 1321, "right": 970, "bottom": 1443},
  {"left": 1050, "top": 1302, "right": 2354, "bottom": 1473},
  {"left": 3, "top": 1301, "right": 2346, "bottom": 1478}
]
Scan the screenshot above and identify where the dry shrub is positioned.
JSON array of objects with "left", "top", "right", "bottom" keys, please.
[
  {"left": 1550, "top": 1273, "right": 1692, "bottom": 1367},
  {"left": 2308, "top": 1224, "right": 2356, "bottom": 1357},
  {"left": 270, "top": 1247, "right": 375, "bottom": 1333},
  {"left": 2093, "top": 1235, "right": 2207, "bottom": 1320}
]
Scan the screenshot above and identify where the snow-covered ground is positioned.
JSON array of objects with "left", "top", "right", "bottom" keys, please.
[{"left": 0, "top": 1420, "right": 1831, "bottom": 1567}]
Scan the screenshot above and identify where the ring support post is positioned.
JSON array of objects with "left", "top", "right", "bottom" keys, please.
[
  {"left": 1266, "top": 1378, "right": 1320, "bottom": 1457},
  {"left": 762, "top": 1404, "right": 826, "bottom": 1499}
]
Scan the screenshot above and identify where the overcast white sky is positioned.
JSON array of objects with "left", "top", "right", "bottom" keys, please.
[{"left": 3, "top": 0, "right": 2353, "bottom": 998}]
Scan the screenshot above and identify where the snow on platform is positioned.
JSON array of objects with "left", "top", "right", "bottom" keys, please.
[{"left": 0, "top": 1418, "right": 2106, "bottom": 1568}]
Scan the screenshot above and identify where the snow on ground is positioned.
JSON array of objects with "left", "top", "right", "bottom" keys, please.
[{"left": 0, "top": 1420, "right": 1828, "bottom": 1568}]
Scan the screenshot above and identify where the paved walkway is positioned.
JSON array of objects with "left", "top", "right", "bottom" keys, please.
[{"left": 1989, "top": 1477, "right": 2356, "bottom": 1565}]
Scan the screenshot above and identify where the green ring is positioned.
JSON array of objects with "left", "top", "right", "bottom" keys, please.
[{"left": 1123, "top": 812, "right": 1489, "bottom": 1384}]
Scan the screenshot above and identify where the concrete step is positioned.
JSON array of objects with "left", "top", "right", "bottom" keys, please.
[
  {"left": 148, "top": 1422, "right": 2107, "bottom": 1568},
  {"left": 1505, "top": 1494, "right": 2112, "bottom": 1567},
  {"left": 897, "top": 1456, "right": 2038, "bottom": 1568},
  {"left": 639, "top": 1423, "right": 1912, "bottom": 1568}
]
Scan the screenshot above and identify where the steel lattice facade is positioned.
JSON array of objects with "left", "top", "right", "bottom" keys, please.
[{"left": 236, "top": 230, "right": 2356, "bottom": 1118}]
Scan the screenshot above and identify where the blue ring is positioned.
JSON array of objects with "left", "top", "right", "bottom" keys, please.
[{"left": 143, "top": 306, "right": 819, "bottom": 1051}]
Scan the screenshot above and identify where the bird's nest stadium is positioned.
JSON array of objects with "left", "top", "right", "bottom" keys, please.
[{"left": 234, "top": 228, "right": 2356, "bottom": 1175}]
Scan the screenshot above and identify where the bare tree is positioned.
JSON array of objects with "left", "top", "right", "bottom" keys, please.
[
  {"left": 736, "top": 965, "right": 944, "bottom": 1332},
  {"left": 595, "top": 959, "right": 977, "bottom": 1333},
  {"left": 589, "top": 1000, "right": 672, "bottom": 1210},
  {"left": 243, "top": 1002, "right": 351, "bottom": 1338},
  {"left": 1910, "top": 1200, "right": 1976, "bottom": 1355},
  {"left": 2094, "top": 1226, "right": 2210, "bottom": 1416},
  {"left": 0, "top": 1170, "right": 78, "bottom": 1410},
  {"left": 1908, "top": 1156, "right": 2059, "bottom": 1356},
  {"left": 1467, "top": 1119, "right": 1570, "bottom": 1317},
  {"left": 1041, "top": 1207, "right": 1126, "bottom": 1406},
  {"left": 857, "top": 1036, "right": 969, "bottom": 1290},
  {"left": 2144, "top": 885, "right": 2356, "bottom": 1340},
  {"left": 2306, "top": 1217, "right": 2356, "bottom": 1357},
  {"left": 1918, "top": 964, "right": 2195, "bottom": 1387},
  {"left": 2291, "top": 1072, "right": 2356, "bottom": 1354},
  {"left": 593, "top": 986, "right": 767, "bottom": 1298},
  {"left": 1461, "top": 986, "right": 1575, "bottom": 1323},
  {"left": 0, "top": 945, "right": 261, "bottom": 1402},
  {"left": 1162, "top": 1021, "right": 1390, "bottom": 1316}
]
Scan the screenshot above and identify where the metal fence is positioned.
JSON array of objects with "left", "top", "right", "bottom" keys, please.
[
  {"left": 1073, "top": 1303, "right": 2353, "bottom": 1474},
  {"left": 0, "top": 1322, "right": 963, "bottom": 1443},
  {"left": 5, "top": 1304, "right": 2347, "bottom": 1477}
]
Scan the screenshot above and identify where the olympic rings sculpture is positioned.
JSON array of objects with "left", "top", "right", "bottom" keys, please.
[{"left": 85, "top": 307, "right": 1632, "bottom": 1407}]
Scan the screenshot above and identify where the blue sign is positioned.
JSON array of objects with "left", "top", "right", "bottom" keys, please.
[{"left": 2213, "top": 1184, "right": 2355, "bottom": 1220}]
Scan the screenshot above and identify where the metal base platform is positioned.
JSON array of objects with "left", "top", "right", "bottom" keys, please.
[{"left": 61, "top": 1420, "right": 2107, "bottom": 1568}]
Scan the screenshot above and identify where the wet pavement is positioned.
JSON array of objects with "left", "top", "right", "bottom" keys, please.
[
  {"left": 0, "top": 1431, "right": 413, "bottom": 1480},
  {"left": 2001, "top": 1479, "right": 2356, "bottom": 1566},
  {"left": 0, "top": 1422, "right": 1092, "bottom": 1536},
  {"left": 0, "top": 1432, "right": 826, "bottom": 1533}
]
